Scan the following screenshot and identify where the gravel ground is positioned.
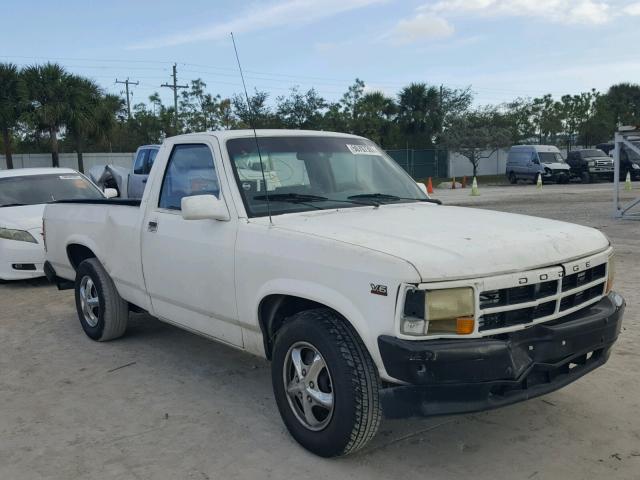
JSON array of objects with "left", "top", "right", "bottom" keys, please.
[{"left": 1, "top": 182, "right": 639, "bottom": 480}]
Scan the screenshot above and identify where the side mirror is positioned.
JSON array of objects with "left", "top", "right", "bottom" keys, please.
[
  {"left": 181, "top": 194, "right": 230, "bottom": 221},
  {"left": 104, "top": 188, "right": 119, "bottom": 199},
  {"left": 416, "top": 182, "right": 428, "bottom": 195}
]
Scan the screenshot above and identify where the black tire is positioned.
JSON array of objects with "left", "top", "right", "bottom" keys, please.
[
  {"left": 74, "top": 258, "right": 128, "bottom": 341},
  {"left": 271, "top": 308, "right": 382, "bottom": 457},
  {"left": 508, "top": 171, "right": 517, "bottom": 184},
  {"left": 581, "top": 172, "right": 591, "bottom": 184}
]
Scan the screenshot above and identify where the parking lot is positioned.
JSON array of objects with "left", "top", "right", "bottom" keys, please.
[{"left": 1, "top": 183, "right": 638, "bottom": 480}]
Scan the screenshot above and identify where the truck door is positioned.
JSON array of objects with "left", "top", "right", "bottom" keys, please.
[
  {"left": 140, "top": 142, "right": 242, "bottom": 347},
  {"left": 128, "top": 148, "right": 149, "bottom": 199}
]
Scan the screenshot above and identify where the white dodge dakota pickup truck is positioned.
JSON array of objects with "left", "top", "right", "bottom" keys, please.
[{"left": 43, "top": 130, "right": 625, "bottom": 457}]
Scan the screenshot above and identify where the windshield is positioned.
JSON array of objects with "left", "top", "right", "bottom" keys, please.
[
  {"left": 538, "top": 152, "right": 565, "bottom": 164},
  {"left": 581, "top": 149, "right": 607, "bottom": 158},
  {"left": 226, "top": 136, "right": 426, "bottom": 217},
  {"left": 0, "top": 173, "right": 103, "bottom": 207}
]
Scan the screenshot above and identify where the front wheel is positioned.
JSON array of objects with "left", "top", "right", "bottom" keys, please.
[
  {"left": 581, "top": 172, "right": 591, "bottom": 184},
  {"left": 271, "top": 309, "right": 382, "bottom": 457},
  {"left": 508, "top": 171, "right": 517, "bottom": 184},
  {"left": 74, "top": 258, "right": 129, "bottom": 341}
]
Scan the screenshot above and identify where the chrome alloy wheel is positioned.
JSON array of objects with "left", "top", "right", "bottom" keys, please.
[
  {"left": 283, "top": 341, "right": 334, "bottom": 431},
  {"left": 79, "top": 275, "right": 100, "bottom": 327}
]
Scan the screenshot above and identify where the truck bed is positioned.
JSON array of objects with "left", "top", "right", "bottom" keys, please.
[{"left": 44, "top": 201, "right": 151, "bottom": 311}]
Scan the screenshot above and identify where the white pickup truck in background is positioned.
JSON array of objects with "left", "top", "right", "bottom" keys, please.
[
  {"left": 43, "top": 130, "right": 625, "bottom": 457},
  {"left": 88, "top": 144, "right": 160, "bottom": 199}
]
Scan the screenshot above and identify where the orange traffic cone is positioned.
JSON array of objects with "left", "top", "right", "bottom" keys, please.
[
  {"left": 426, "top": 177, "right": 434, "bottom": 194},
  {"left": 461, "top": 176, "right": 467, "bottom": 188},
  {"left": 451, "top": 177, "right": 456, "bottom": 189}
]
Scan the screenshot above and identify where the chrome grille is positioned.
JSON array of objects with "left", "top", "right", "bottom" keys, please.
[{"left": 478, "top": 254, "right": 608, "bottom": 333}]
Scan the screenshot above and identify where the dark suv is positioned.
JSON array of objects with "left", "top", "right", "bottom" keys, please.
[{"left": 566, "top": 149, "right": 613, "bottom": 183}]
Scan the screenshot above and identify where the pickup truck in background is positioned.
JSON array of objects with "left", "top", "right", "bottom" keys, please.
[
  {"left": 43, "top": 130, "right": 625, "bottom": 457},
  {"left": 88, "top": 144, "right": 160, "bottom": 199},
  {"left": 566, "top": 148, "right": 614, "bottom": 183}
]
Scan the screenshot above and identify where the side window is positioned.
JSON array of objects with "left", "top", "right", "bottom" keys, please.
[
  {"left": 159, "top": 144, "right": 220, "bottom": 210},
  {"left": 146, "top": 149, "right": 158, "bottom": 174},
  {"left": 133, "top": 149, "right": 148, "bottom": 175}
]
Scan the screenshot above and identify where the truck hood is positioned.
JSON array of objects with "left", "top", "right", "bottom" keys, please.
[
  {"left": 0, "top": 204, "right": 44, "bottom": 231},
  {"left": 272, "top": 204, "right": 609, "bottom": 282}
]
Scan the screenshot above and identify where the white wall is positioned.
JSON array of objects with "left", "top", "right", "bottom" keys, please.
[
  {"left": 448, "top": 148, "right": 510, "bottom": 177},
  {"left": 0, "top": 152, "right": 134, "bottom": 172}
]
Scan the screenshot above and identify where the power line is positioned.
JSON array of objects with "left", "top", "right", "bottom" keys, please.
[
  {"left": 161, "top": 63, "right": 189, "bottom": 129},
  {"left": 115, "top": 78, "right": 139, "bottom": 119}
]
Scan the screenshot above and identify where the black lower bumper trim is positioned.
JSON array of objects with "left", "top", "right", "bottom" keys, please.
[
  {"left": 43, "top": 261, "right": 74, "bottom": 290},
  {"left": 379, "top": 294, "right": 624, "bottom": 418}
]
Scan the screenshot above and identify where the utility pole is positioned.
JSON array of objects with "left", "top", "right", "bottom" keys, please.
[
  {"left": 115, "top": 78, "right": 139, "bottom": 120},
  {"left": 161, "top": 63, "right": 188, "bottom": 130}
]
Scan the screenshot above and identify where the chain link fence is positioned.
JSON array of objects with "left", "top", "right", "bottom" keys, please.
[{"left": 385, "top": 148, "right": 448, "bottom": 180}]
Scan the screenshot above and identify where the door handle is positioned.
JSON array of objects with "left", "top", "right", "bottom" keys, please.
[
  {"left": 142, "top": 178, "right": 147, "bottom": 184},
  {"left": 147, "top": 220, "right": 158, "bottom": 233}
]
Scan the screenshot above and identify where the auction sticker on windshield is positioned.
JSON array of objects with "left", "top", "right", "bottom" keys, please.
[{"left": 346, "top": 144, "right": 381, "bottom": 155}]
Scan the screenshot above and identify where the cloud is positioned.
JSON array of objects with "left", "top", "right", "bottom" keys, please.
[
  {"left": 128, "top": 0, "right": 386, "bottom": 50},
  {"left": 388, "top": 0, "right": 632, "bottom": 45},
  {"left": 624, "top": 1, "right": 640, "bottom": 14},
  {"left": 426, "top": 0, "right": 613, "bottom": 25},
  {"left": 387, "top": 12, "right": 455, "bottom": 44}
]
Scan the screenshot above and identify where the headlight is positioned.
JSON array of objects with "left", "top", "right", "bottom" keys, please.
[
  {"left": 0, "top": 227, "right": 38, "bottom": 243},
  {"left": 606, "top": 255, "right": 615, "bottom": 294},
  {"left": 402, "top": 287, "right": 475, "bottom": 336},
  {"left": 587, "top": 160, "right": 595, "bottom": 167},
  {"left": 632, "top": 164, "right": 640, "bottom": 170}
]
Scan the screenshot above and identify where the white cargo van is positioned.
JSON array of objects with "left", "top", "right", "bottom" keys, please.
[{"left": 506, "top": 145, "right": 570, "bottom": 184}]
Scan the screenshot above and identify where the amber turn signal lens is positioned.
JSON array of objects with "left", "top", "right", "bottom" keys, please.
[{"left": 456, "top": 317, "right": 475, "bottom": 335}]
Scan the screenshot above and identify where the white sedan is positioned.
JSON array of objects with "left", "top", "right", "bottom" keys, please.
[{"left": 0, "top": 168, "right": 108, "bottom": 281}]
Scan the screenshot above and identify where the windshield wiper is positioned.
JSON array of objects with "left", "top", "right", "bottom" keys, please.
[
  {"left": 348, "top": 193, "right": 442, "bottom": 205},
  {"left": 0, "top": 203, "right": 29, "bottom": 208},
  {"left": 253, "top": 192, "right": 381, "bottom": 207}
]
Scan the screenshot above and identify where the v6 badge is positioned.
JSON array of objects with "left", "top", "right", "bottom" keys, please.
[{"left": 370, "top": 284, "right": 388, "bottom": 296}]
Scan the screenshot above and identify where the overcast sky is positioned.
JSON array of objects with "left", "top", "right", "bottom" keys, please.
[{"left": 3, "top": 0, "right": 640, "bottom": 107}]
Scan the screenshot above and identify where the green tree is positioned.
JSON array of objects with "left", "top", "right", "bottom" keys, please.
[
  {"left": 353, "top": 91, "right": 396, "bottom": 146},
  {"left": 0, "top": 63, "right": 23, "bottom": 169},
  {"left": 180, "top": 79, "right": 223, "bottom": 132},
  {"left": 276, "top": 86, "right": 326, "bottom": 129},
  {"left": 396, "top": 83, "right": 442, "bottom": 148},
  {"left": 232, "top": 89, "right": 275, "bottom": 128},
  {"left": 21, "top": 63, "right": 72, "bottom": 167},
  {"left": 605, "top": 83, "right": 640, "bottom": 126},
  {"left": 442, "top": 108, "right": 512, "bottom": 177},
  {"left": 65, "top": 76, "right": 103, "bottom": 172},
  {"left": 339, "top": 78, "right": 365, "bottom": 132},
  {"left": 559, "top": 91, "right": 595, "bottom": 153}
]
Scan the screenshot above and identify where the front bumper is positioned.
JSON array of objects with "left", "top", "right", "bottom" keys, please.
[
  {"left": 543, "top": 170, "right": 570, "bottom": 181},
  {"left": 0, "top": 236, "right": 45, "bottom": 281},
  {"left": 378, "top": 293, "right": 624, "bottom": 418}
]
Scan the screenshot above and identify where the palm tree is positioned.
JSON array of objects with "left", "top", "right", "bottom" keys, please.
[
  {"left": 66, "top": 76, "right": 102, "bottom": 172},
  {"left": 22, "top": 63, "right": 72, "bottom": 167},
  {"left": 0, "top": 63, "right": 22, "bottom": 169},
  {"left": 397, "top": 83, "right": 441, "bottom": 148}
]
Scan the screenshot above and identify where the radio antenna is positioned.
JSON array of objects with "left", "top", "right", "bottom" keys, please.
[{"left": 231, "top": 32, "right": 272, "bottom": 225}]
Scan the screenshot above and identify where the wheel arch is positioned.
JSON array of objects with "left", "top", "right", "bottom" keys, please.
[
  {"left": 258, "top": 291, "right": 368, "bottom": 361},
  {"left": 66, "top": 243, "right": 97, "bottom": 271}
]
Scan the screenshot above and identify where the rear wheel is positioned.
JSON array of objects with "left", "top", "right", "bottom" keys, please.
[
  {"left": 74, "top": 258, "right": 128, "bottom": 341},
  {"left": 508, "top": 171, "right": 517, "bottom": 184},
  {"left": 271, "top": 308, "right": 381, "bottom": 457}
]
